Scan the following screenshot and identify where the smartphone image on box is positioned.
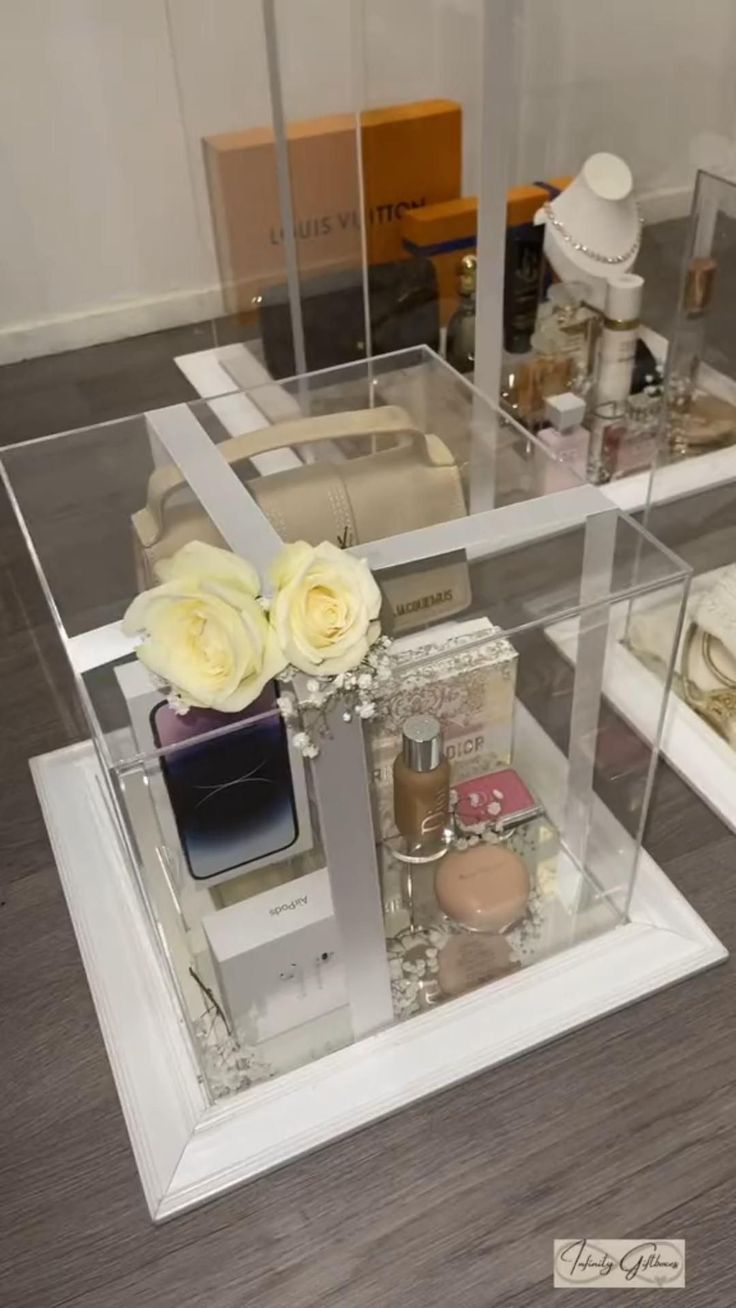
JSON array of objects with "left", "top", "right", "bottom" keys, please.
[{"left": 150, "top": 691, "right": 301, "bottom": 884}]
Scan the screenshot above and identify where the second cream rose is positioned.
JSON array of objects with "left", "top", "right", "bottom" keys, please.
[{"left": 269, "top": 540, "right": 382, "bottom": 677}]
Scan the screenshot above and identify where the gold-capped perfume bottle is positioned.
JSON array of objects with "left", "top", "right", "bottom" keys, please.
[{"left": 445, "top": 254, "right": 476, "bottom": 376}]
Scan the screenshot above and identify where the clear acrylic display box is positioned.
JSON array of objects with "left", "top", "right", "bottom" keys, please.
[
  {"left": 1, "top": 348, "right": 724, "bottom": 1220},
  {"left": 619, "top": 171, "right": 736, "bottom": 832}
]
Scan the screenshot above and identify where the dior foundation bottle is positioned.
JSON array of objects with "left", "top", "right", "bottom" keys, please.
[{"left": 393, "top": 715, "right": 450, "bottom": 856}]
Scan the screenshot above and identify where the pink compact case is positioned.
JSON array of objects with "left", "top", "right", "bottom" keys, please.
[{"left": 453, "top": 767, "right": 541, "bottom": 833}]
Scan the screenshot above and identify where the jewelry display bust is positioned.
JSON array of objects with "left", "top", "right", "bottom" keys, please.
[{"left": 536, "top": 153, "right": 642, "bottom": 308}]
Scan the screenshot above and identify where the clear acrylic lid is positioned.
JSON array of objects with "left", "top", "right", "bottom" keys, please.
[{"left": 0, "top": 347, "right": 689, "bottom": 774}]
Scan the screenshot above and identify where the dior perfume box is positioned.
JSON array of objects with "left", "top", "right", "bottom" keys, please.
[{"left": 367, "top": 615, "right": 518, "bottom": 840}]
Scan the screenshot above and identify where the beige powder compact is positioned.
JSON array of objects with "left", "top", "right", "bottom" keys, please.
[{"left": 434, "top": 843, "right": 530, "bottom": 933}]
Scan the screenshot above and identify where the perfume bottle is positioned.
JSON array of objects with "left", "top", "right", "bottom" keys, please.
[
  {"left": 393, "top": 715, "right": 450, "bottom": 856},
  {"left": 667, "top": 256, "right": 717, "bottom": 450},
  {"left": 445, "top": 254, "right": 476, "bottom": 375},
  {"left": 532, "top": 281, "right": 599, "bottom": 385},
  {"left": 587, "top": 399, "right": 657, "bottom": 483},
  {"left": 507, "top": 352, "right": 574, "bottom": 430},
  {"left": 507, "top": 280, "right": 598, "bottom": 429},
  {"left": 587, "top": 401, "right": 628, "bottom": 484},
  {"left": 535, "top": 391, "right": 589, "bottom": 493}
]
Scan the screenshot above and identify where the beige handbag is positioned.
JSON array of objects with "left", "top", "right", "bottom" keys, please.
[{"left": 132, "top": 406, "right": 471, "bottom": 634}]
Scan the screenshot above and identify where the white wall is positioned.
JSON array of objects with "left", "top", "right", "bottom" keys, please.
[
  {"left": 0, "top": 0, "right": 483, "bottom": 362},
  {"left": 0, "top": 0, "right": 214, "bottom": 362},
  {"left": 0, "top": 0, "right": 735, "bottom": 364},
  {"left": 514, "top": 0, "right": 736, "bottom": 206}
]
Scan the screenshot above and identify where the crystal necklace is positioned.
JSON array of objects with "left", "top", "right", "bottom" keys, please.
[{"left": 543, "top": 201, "right": 643, "bottom": 266}]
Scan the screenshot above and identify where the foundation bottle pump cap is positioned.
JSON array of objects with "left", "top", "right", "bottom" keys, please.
[
  {"left": 401, "top": 715, "right": 443, "bottom": 771},
  {"left": 604, "top": 272, "right": 643, "bottom": 322}
]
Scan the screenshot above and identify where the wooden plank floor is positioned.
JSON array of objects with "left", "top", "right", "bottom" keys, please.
[{"left": 1, "top": 312, "right": 735, "bottom": 1308}]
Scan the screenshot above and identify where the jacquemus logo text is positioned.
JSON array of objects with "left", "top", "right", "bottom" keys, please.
[
  {"left": 396, "top": 589, "right": 453, "bottom": 617},
  {"left": 270, "top": 896, "right": 308, "bottom": 917}
]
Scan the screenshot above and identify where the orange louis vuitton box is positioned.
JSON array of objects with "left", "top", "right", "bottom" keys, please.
[
  {"left": 402, "top": 197, "right": 477, "bottom": 324},
  {"left": 401, "top": 177, "right": 573, "bottom": 324},
  {"left": 203, "top": 99, "right": 462, "bottom": 316}
]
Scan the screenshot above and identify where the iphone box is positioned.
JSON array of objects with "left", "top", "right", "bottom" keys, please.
[{"left": 114, "top": 661, "right": 313, "bottom": 891}]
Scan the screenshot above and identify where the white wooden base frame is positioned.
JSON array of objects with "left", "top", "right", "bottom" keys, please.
[
  {"left": 548, "top": 580, "right": 736, "bottom": 834},
  {"left": 32, "top": 720, "right": 725, "bottom": 1222}
]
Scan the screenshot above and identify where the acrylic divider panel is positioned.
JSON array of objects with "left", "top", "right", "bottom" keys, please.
[{"left": 165, "top": 0, "right": 346, "bottom": 363}]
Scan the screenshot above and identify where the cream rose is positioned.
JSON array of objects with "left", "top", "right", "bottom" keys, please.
[
  {"left": 269, "top": 540, "right": 382, "bottom": 676},
  {"left": 123, "top": 541, "right": 285, "bottom": 711}
]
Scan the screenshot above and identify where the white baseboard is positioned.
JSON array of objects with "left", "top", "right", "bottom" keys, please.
[
  {"left": 0, "top": 283, "right": 226, "bottom": 367},
  {"left": 638, "top": 184, "right": 693, "bottom": 225}
]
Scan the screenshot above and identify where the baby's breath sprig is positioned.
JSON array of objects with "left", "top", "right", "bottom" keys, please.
[{"left": 277, "top": 636, "right": 393, "bottom": 757}]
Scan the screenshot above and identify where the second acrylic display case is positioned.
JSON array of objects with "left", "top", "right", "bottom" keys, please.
[
  {"left": 556, "top": 171, "right": 736, "bottom": 835},
  {"left": 1, "top": 347, "right": 724, "bottom": 1219},
  {"left": 627, "top": 173, "right": 736, "bottom": 832}
]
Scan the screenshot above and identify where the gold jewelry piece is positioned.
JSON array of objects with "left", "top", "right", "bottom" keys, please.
[
  {"left": 702, "top": 631, "right": 736, "bottom": 689},
  {"left": 681, "top": 621, "right": 736, "bottom": 741}
]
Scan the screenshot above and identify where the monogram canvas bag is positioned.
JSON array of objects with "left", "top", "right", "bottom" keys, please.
[{"left": 132, "top": 406, "right": 471, "bottom": 634}]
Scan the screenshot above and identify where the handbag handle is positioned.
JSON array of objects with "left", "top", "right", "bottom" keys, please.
[{"left": 144, "top": 405, "right": 454, "bottom": 535}]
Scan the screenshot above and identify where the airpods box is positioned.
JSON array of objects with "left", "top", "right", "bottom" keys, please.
[{"left": 203, "top": 867, "right": 349, "bottom": 1044}]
